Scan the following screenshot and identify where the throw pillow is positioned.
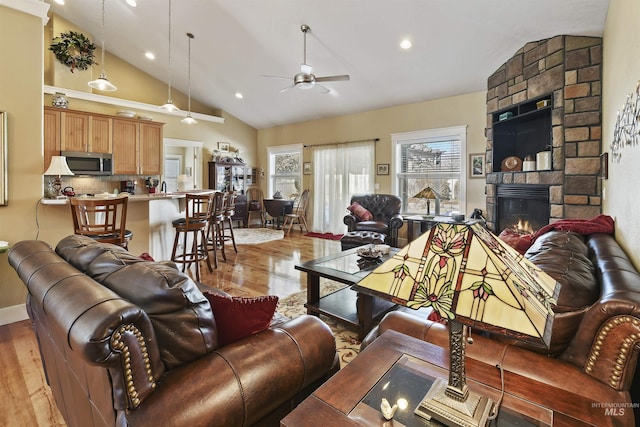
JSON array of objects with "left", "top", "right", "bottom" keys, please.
[
  {"left": 204, "top": 293, "right": 279, "bottom": 346},
  {"left": 347, "top": 201, "right": 373, "bottom": 221}
]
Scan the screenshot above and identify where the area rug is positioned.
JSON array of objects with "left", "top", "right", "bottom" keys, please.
[
  {"left": 277, "top": 282, "right": 361, "bottom": 368},
  {"left": 305, "top": 232, "right": 344, "bottom": 240},
  {"left": 233, "top": 228, "right": 284, "bottom": 245}
]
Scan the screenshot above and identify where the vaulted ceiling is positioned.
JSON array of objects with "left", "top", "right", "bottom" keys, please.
[{"left": 45, "top": 0, "right": 609, "bottom": 129}]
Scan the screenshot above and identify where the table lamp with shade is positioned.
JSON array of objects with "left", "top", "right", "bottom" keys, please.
[
  {"left": 413, "top": 186, "right": 440, "bottom": 215},
  {"left": 353, "top": 221, "right": 559, "bottom": 427},
  {"left": 44, "top": 156, "right": 74, "bottom": 198}
]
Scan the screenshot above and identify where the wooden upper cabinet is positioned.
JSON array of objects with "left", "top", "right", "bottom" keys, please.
[
  {"left": 140, "top": 122, "right": 163, "bottom": 175},
  {"left": 43, "top": 108, "right": 61, "bottom": 171},
  {"left": 60, "top": 111, "right": 89, "bottom": 152},
  {"left": 88, "top": 115, "right": 112, "bottom": 153},
  {"left": 112, "top": 119, "right": 139, "bottom": 175}
]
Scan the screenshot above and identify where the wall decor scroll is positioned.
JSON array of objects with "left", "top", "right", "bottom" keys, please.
[{"left": 611, "top": 81, "right": 640, "bottom": 162}]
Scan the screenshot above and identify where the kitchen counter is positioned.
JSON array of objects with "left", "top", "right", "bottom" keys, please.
[{"left": 38, "top": 191, "right": 214, "bottom": 260}]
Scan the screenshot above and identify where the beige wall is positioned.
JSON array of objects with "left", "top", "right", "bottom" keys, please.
[
  {"left": 257, "top": 91, "right": 488, "bottom": 225},
  {"left": 0, "top": 5, "right": 46, "bottom": 310},
  {"left": 602, "top": 0, "right": 640, "bottom": 270}
]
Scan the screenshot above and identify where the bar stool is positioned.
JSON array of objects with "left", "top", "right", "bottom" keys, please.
[
  {"left": 171, "top": 192, "right": 214, "bottom": 281},
  {"left": 223, "top": 191, "right": 238, "bottom": 253},
  {"left": 69, "top": 195, "right": 133, "bottom": 249},
  {"left": 207, "top": 191, "right": 227, "bottom": 268}
]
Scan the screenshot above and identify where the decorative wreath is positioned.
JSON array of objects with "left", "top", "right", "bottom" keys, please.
[{"left": 49, "top": 31, "right": 96, "bottom": 73}]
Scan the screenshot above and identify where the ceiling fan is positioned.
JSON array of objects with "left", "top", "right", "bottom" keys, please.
[{"left": 263, "top": 24, "right": 350, "bottom": 94}]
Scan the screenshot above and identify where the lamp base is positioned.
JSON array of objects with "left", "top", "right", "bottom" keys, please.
[{"left": 415, "top": 378, "right": 494, "bottom": 427}]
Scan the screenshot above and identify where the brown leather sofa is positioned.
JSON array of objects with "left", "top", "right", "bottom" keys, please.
[
  {"left": 9, "top": 235, "right": 339, "bottom": 427},
  {"left": 362, "top": 231, "right": 640, "bottom": 426},
  {"left": 343, "top": 194, "right": 403, "bottom": 246}
]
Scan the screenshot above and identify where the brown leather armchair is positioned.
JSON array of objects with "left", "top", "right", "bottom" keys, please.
[
  {"left": 9, "top": 235, "right": 338, "bottom": 427},
  {"left": 343, "top": 194, "right": 403, "bottom": 246}
]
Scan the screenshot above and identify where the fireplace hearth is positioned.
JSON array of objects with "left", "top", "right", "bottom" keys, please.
[{"left": 496, "top": 184, "right": 549, "bottom": 234}]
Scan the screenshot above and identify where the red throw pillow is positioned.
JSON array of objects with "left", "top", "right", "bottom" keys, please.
[
  {"left": 347, "top": 202, "right": 373, "bottom": 221},
  {"left": 204, "top": 293, "right": 279, "bottom": 346}
]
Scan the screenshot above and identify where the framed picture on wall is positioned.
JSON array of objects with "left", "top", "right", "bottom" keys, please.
[
  {"left": 218, "top": 142, "right": 230, "bottom": 152},
  {"left": 303, "top": 162, "right": 312, "bottom": 175},
  {"left": 377, "top": 163, "right": 389, "bottom": 175},
  {"left": 469, "top": 153, "right": 485, "bottom": 178}
]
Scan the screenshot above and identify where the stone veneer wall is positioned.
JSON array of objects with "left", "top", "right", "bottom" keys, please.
[{"left": 485, "top": 35, "right": 602, "bottom": 231}]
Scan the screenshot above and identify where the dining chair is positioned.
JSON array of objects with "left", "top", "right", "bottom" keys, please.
[
  {"left": 170, "top": 192, "right": 214, "bottom": 281},
  {"left": 69, "top": 195, "right": 133, "bottom": 249},
  {"left": 245, "top": 186, "right": 265, "bottom": 228},
  {"left": 283, "top": 189, "right": 310, "bottom": 234}
]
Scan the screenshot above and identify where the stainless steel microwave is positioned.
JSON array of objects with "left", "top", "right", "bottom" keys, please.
[{"left": 61, "top": 151, "right": 113, "bottom": 176}]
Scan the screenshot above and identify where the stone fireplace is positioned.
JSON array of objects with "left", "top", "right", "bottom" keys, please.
[{"left": 485, "top": 35, "right": 603, "bottom": 233}]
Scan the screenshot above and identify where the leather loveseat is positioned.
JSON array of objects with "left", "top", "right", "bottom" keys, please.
[
  {"left": 9, "top": 235, "right": 339, "bottom": 427},
  {"left": 343, "top": 194, "right": 403, "bottom": 247},
  {"left": 362, "top": 230, "right": 640, "bottom": 426}
]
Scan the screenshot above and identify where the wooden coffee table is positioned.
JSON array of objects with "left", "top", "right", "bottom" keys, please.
[
  {"left": 295, "top": 247, "right": 399, "bottom": 340},
  {"left": 281, "top": 330, "right": 615, "bottom": 426}
]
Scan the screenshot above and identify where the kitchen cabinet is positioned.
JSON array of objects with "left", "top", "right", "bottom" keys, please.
[
  {"left": 112, "top": 118, "right": 164, "bottom": 175},
  {"left": 44, "top": 108, "right": 61, "bottom": 171},
  {"left": 60, "top": 110, "right": 89, "bottom": 152},
  {"left": 89, "top": 115, "right": 112, "bottom": 153},
  {"left": 208, "top": 161, "right": 248, "bottom": 193}
]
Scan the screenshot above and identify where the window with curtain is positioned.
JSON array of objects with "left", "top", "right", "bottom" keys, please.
[
  {"left": 312, "top": 141, "right": 375, "bottom": 234},
  {"left": 392, "top": 126, "right": 467, "bottom": 216},
  {"left": 268, "top": 144, "right": 303, "bottom": 198}
]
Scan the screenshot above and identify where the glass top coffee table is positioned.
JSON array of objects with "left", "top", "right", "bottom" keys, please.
[{"left": 295, "top": 246, "right": 399, "bottom": 339}]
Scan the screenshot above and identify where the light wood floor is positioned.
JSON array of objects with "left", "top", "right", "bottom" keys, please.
[{"left": 0, "top": 230, "right": 341, "bottom": 427}]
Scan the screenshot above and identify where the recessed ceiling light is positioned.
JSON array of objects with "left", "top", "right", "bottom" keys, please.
[
  {"left": 125, "top": 0, "right": 137, "bottom": 7},
  {"left": 145, "top": 51, "right": 155, "bottom": 60},
  {"left": 235, "top": 92, "right": 244, "bottom": 99},
  {"left": 54, "top": 0, "right": 65, "bottom": 4},
  {"left": 400, "top": 39, "right": 412, "bottom": 50}
]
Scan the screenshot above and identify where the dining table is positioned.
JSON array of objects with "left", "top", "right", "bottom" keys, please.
[{"left": 262, "top": 198, "right": 294, "bottom": 229}]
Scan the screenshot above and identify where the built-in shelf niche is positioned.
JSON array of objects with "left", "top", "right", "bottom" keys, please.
[{"left": 492, "top": 94, "right": 553, "bottom": 172}]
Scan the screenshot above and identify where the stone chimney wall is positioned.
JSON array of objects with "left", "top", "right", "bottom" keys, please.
[{"left": 485, "top": 35, "right": 602, "bottom": 230}]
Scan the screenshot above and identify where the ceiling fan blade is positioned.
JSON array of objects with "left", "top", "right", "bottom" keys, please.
[
  {"left": 261, "top": 74, "right": 292, "bottom": 81},
  {"left": 315, "top": 74, "right": 350, "bottom": 83},
  {"left": 314, "top": 83, "right": 331, "bottom": 94},
  {"left": 279, "top": 84, "right": 296, "bottom": 93}
]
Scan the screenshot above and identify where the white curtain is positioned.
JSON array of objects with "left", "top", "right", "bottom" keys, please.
[{"left": 312, "top": 141, "right": 375, "bottom": 234}]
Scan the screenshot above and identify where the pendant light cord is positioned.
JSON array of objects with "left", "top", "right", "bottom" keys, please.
[
  {"left": 99, "top": 0, "right": 106, "bottom": 75},
  {"left": 167, "top": 0, "right": 173, "bottom": 101},
  {"left": 187, "top": 32, "right": 193, "bottom": 113}
]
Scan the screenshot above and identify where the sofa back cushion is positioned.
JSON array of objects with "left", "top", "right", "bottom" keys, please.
[
  {"left": 350, "top": 194, "right": 401, "bottom": 222},
  {"left": 56, "top": 235, "right": 218, "bottom": 369},
  {"left": 523, "top": 231, "right": 599, "bottom": 355}
]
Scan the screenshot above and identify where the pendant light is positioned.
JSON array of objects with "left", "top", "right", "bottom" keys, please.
[
  {"left": 160, "top": 0, "right": 180, "bottom": 112},
  {"left": 182, "top": 32, "right": 197, "bottom": 125},
  {"left": 88, "top": 0, "right": 117, "bottom": 91}
]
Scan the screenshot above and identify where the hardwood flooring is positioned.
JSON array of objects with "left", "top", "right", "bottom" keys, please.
[{"left": 0, "top": 230, "right": 342, "bottom": 427}]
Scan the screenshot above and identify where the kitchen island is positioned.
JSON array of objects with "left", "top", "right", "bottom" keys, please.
[{"left": 39, "top": 191, "right": 211, "bottom": 261}]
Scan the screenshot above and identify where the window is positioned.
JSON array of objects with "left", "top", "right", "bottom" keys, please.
[
  {"left": 268, "top": 144, "right": 303, "bottom": 198},
  {"left": 392, "top": 126, "right": 467, "bottom": 216}
]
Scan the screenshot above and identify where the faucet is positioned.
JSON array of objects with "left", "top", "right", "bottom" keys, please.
[{"left": 161, "top": 181, "right": 167, "bottom": 193}]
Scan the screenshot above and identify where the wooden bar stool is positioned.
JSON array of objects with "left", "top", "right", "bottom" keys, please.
[
  {"left": 171, "top": 192, "right": 214, "bottom": 281},
  {"left": 207, "top": 191, "right": 227, "bottom": 268},
  {"left": 69, "top": 195, "right": 133, "bottom": 249},
  {"left": 223, "top": 191, "right": 238, "bottom": 253}
]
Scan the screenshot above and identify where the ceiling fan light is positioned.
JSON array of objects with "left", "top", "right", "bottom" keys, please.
[
  {"left": 88, "top": 74, "right": 117, "bottom": 91},
  {"left": 181, "top": 113, "right": 197, "bottom": 125},
  {"left": 160, "top": 100, "right": 180, "bottom": 112}
]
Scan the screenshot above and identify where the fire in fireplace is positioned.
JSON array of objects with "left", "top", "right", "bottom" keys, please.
[{"left": 495, "top": 184, "right": 550, "bottom": 234}]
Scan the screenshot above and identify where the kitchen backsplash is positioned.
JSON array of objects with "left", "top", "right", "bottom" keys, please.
[{"left": 49, "top": 175, "right": 161, "bottom": 196}]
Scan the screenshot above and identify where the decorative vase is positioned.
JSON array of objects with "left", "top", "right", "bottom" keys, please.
[
  {"left": 273, "top": 191, "right": 283, "bottom": 199},
  {"left": 52, "top": 92, "right": 69, "bottom": 109}
]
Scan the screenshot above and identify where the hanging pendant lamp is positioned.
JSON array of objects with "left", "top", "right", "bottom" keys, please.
[
  {"left": 160, "top": 0, "right": 180, "bottom": 112},
  {"left": 182, "top": 32, "right": 197, "bottom": 125},
  {"left": 88, "top": 0, "right": 117, "bottom": 91}
]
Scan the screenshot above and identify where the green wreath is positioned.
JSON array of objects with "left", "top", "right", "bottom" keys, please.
[{"left": 49, "top": 31, "right": 96, "bottom": 73}]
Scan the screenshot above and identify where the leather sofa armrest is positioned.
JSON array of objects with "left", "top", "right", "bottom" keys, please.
[
  {"left": 344, "top": 213, "right": 357, "bottom": 231},
  {"left": 389, "top": 213, "right": 404, "bottom": 230}
]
